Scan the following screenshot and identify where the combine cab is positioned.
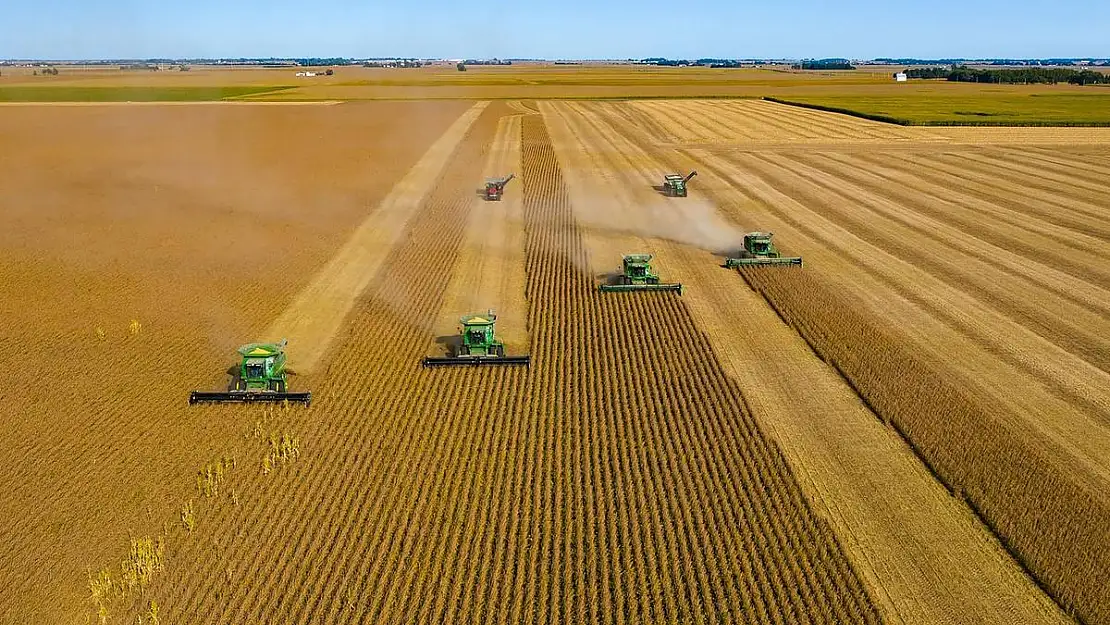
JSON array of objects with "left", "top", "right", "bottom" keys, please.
[
  {"left": 483, "top": 174, "right": 515, "bottom": 201},
  {"left": 599, "top": 254, "right": 683, "bottom": 293},
  {"left": 423, "top": 310, "right": 530, "bottom": 367},
  {"left": 724, "top": 232, "right": 802, "bottom": 268},
  {"left": 661, "top": 170, "right": 697, "bottom": 197},
  {"left": 190, "top": 340, "right": 311, "bottom": 405}
]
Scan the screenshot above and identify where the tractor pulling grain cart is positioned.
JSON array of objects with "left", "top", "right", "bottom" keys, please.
[
  {"left": 423, "top": 310, "right": 530, "bottom": 367},
  {"left": 483, "top": 174, "right": 515, "bottom": 201},
  {"left": 189, "top": 339, "right": 311, "bottom": 405},
  {"left": 599, "top": 254, "right": 683, "bottom": 294},
  {"left": 723, "top": 232, "right": 802, "bottom": 268}
]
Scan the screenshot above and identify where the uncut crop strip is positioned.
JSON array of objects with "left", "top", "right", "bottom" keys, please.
[{"left": 738, "top": 266, "right": 1110, "bottom": 625}]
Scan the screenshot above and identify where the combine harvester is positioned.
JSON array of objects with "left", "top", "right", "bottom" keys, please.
[
  {"left": 483, "top": 174, "right": 515, "bottom": 201},
  {"left": 723, "top": 232, "right": 802, "bottom": 268},
  {"left": 599, "top": 254, "right": 683, "bottom": 294},
  {"left": 660, "top": 171, "right": 697, "bottom": 197},
  {"left": 190, "top": 339, "right": 312, "bottom": 405},
  {"left": 423, "top": 310, "right": 530, "bottom": 367}
]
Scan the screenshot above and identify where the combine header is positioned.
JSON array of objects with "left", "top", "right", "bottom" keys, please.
[
  {"left": 483, "top": 174, "right": 515, "bottom": 201},
  {"left": 423, "top": 310, "right": 530, "bottom": 367},
  {"left": 189, "top": 340, "right": 311, "bottom": 406},
  {"left": 599, "top": 254, "right": 683, "bottom": 293},
  {"left": 724, "top": 232, "right": 802, "bottom": 268},
  {"left": 661, "top": 171, "right": 697, "bottom": 197}
]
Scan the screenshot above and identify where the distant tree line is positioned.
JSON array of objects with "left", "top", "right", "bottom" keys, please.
[
  {"left": 294, "top": 57, "right": 353, "bottom": 67},
  {"left": 879, "top": 57, "right": 1109, "bottom": 66},
  {"left": 792, "top": 59, "right": 855, "bottom": 70},
  {"left": 637, "top": 58, "right": 777, "bottom": 67},
  {"left": 362, "top": 60, "right": 426, "bottom": 68},
  {"left": 904, "top": 65, "right": 1110, "bottom": 84},
  {"left": 462, "top": 59, "right": 512, "bottom": 65}
]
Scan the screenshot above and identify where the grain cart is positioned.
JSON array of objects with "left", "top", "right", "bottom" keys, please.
[
  {"left": 599, "top": 254, "right": 683, "bottom": 293},
  {"left": 483, "top": 174, "right": 515, "bottom": 201},
  {"left": 189, "top": 339, "right": 312, "bottom": 405},
  {"left": 661, "top": 171, "right": 697, "bottom": 197},
  {"left": 723, "top": 232, "right": 802, "bottom": 268},
  {"left": 423, "top": 310, "right": 530, "bottom": 367}
]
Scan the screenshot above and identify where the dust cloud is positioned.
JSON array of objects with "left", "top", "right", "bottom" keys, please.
[{"left": 571, "top": 196, "right": 749, "bottom": 255}]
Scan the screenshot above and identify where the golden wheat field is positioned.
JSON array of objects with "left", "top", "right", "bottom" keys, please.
[{"left": 1, "top": 91, "right": 1108, "bottom": 625}]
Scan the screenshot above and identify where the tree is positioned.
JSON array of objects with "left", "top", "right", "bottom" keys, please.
[
  {"left": 325, "top": 69, "right": 334, "bottom": 76},
  {"left": 457, "top": 62, "right": 466, "bottom": 72}
]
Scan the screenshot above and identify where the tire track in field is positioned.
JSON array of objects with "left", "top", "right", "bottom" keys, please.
[
  {"left": 746, "top": 99, "right": 916, "bottom": 141},
  {"left": 978, "top": 147, "right": 1110, "bottom": 194},
  {"left": 819, "top": 150, "right": 1110, "bottom": 272},
  {"left": 770, "top": 151, "right": 1110, "bottom": 331},
  {"left": 873, "top": 150, "right": 1110, "bottom": 238},
  {"left": 997, "top": 145, "right": 1110, "bottom": 178},
  {"left": 261, "top": 101, "right": 489, "bottom": 372},
  {"left": 939, "top": 150, "right": 1110, "bottom": 203}
]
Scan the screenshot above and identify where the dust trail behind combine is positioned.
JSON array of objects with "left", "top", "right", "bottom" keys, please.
[{"left": 263, "top": 101, "right": 490, "bottom": 372}]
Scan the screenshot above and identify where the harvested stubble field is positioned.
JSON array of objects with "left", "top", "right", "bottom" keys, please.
[{"left": 1, "top": 93, "right": 1108, "bottom": 625}]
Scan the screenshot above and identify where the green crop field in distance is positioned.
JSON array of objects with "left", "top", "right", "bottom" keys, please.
[
  {"left": 0, "top": 85, "right": 294, "bottom": 102},
  {"left": 765, "top": 89, "right": 1110, "bottom": 126}
]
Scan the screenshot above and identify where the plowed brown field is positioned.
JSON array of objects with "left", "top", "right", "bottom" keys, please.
[{"left": 3, "top": 96, "right": 1106, "bottom": 625}]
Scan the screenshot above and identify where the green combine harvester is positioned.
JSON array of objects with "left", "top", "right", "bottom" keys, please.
[
  {"left": 599, "top": 254, "right": 683, "bottom": 293},
  {"left": 661, "top": 171, "right": 697, "bottom": 197},
  {"left": 423, "top": 310, "right": 530, "bottom": 367},
  {"left": 189, "top": 339, "right": 312, "bottom": 405},
  {"left": 723, "top": 232, "right": 802, "bottom": 268}
]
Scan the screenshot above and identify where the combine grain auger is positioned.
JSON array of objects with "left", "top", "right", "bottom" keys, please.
[
  {"left": 422, "top": 310, "right": 530, "bottom": 367},
  {"left": 189, "top": 339, "right": 312, "bottom": 405},
  {"left": 723, "top": 232, "right": 802, "bottom": 268},
  {"left": 483, "top": 174, "right": 515, "bottom": 201},
  {"left": 661, "top": 170, "right": 697, "bottom": 197},
  {"left": 599, "top": 254, "right": 683, "bottom": 294}
]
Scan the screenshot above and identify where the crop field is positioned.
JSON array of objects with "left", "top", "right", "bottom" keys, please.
[
  {"left": 767, "top": 91, "right": 1110, "bottom": 125},
  {"left": 1, "top": 85, "right": 1108, "bottom": 625}
]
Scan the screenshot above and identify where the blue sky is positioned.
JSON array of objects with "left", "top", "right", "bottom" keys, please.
[{"left": 2, "top": 0, "right": 1107, "bottom": 60}]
